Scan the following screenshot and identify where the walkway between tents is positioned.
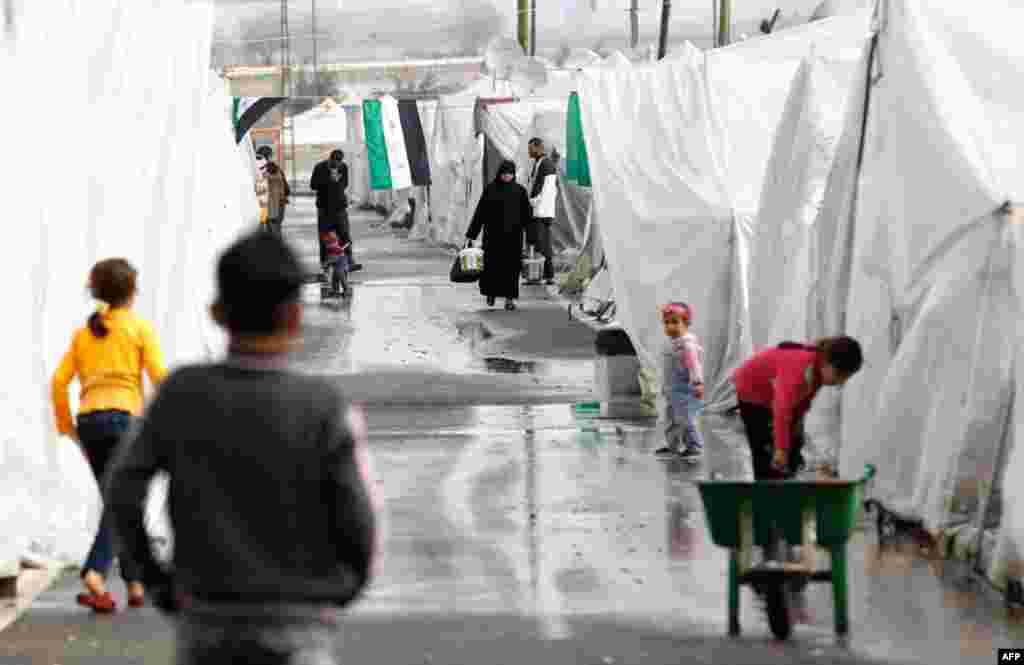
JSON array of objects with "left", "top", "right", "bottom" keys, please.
[{"left": 1, "top": 199, "right": 1019, "bottom": 664}]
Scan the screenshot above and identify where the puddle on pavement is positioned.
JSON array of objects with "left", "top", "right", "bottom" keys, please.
[
  {"left": 457, "top": 320, "right": 594, "bottom": 388},
  {"left": 455, "top": 320, "right": 494, "bottom": 345},
  {"left": 483, "top": 357, "right": 539, "bottom": 374}
]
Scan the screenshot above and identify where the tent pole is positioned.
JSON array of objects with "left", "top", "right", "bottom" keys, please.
[
  {"left": 827, "top": 30, "right": 879, "bottom": 474},
  {"left": 712, "top": 0, "right": 718, "bottom": 47},
  {"left": 717, "top": 0, "right": 731, "bottom": 47},
  {"left": 630, "top": 0, "right": 639, "bottom": 49},
  {"left": 967, "top": 222, "right": 1013, "bottom": 578},
  {"left": 518, "top": 0, "right": 529, "bottom": 54},
  {"left": 530, "top": 0, "right": 537, "bottom": 56},
  {"left": 312, "top": 0, "right": 320, "bottom": 97},
  {"left": 657, "top": 0, "right": 671, "bottom": 59}
]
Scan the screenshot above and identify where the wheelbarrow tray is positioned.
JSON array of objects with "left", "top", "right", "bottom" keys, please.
[
  {"left": 697, "top": 478, "right": 867, "bottom": 550},
  {"left": 695, "top": 473, "right": 873, "bottom": 638}
]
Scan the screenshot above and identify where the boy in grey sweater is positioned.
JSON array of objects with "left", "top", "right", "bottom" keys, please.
[{"left": 107, "top": 230, "right": 380, "bottom": 665}]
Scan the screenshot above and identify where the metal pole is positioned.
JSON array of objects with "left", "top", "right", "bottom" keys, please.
[
  {"left": 717, "top": 0, "right": 732, "bottom": 47},
  {"left": 312, "top": 0, "right": 320, "bottom": 97},
  {"left": 712, "top": 0, "right": 718, "bottom": 47},
  {"left": 629, "top": 0, "right": 639, "bottom": 49},
  {"left": 518, "top": 0, "right": 529, "bottom": 54},
  {"left": 280, "top": 0, "right": 291, "bottom": 95},
  {"left": 657, "top": 0, "right": 671, "bottom": 60},
  {"left": 529, "top": 0, "right": 537, "bottom": 56}
]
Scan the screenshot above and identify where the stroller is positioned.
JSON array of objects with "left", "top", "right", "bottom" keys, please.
[{"left": 320, "top": 230, "right": 351, "bottom": 299}]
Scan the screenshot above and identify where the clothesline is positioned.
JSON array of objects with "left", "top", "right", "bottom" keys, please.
[{"left": 280, "top": 97, "right": 580, "bottom": 111}]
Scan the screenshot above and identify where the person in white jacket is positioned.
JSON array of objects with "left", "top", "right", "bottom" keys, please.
[{"left": 526, "top": 138, "right": 558, "bottom": 284}]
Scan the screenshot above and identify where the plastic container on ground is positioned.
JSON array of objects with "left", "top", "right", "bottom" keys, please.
[{"left": 522, "top": 247, "right": 545, "bottom": 282}]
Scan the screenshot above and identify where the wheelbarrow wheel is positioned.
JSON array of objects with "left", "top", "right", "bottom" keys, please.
[{"left": 764, "top": 581, "right": 792, "bottom": 640}]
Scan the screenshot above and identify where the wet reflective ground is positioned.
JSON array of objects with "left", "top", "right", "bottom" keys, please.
[{"left": 2, "top": 202, "right": 1021, "bottom": 663}]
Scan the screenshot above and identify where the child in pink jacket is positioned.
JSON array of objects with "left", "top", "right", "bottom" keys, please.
[{"left": 732, "top": 337, "right": 863, "bottom": 479}]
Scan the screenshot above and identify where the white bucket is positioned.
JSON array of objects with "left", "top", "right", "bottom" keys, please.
[
  {"left": 523, "top": 246, "right": 544, "bottom": 282},
  {"left": 523, "top": 257, "right": 544, "bottom": 282},
  {"left": 458, "top": 247, "right": 484, "bottom": 275}
]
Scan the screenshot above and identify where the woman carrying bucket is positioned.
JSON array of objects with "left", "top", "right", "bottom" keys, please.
[{"left": 465, "top": 160, "right": 533, "bottom": 311}]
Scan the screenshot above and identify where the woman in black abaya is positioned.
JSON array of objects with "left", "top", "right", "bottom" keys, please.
[{"left": 465, "top": 160, "right": 533, "bottom": 311}]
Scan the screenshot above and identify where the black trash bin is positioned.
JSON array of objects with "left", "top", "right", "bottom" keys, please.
[{"left": 595, "top": 327, "right": 636, "bottom": 357}]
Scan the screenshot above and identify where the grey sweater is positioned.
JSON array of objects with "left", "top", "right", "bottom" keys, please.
[{"left": 106, "top": 356, "right": 376, "bottom": 608}]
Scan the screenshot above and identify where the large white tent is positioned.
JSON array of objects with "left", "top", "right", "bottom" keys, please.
[
  {"left": 577, "top": 13, "right": 872, "bottom": 456},
  {"left": 815, "top": 0, "right": 1022, "bottom": 567},
  {"left": 764, "top": 0, "right": 1023, "bottom": 586},
  {"left": 578, "top": 43, "right": 702, "bottom": 311},
  {"left": 581, "top": 0, "right": 1024, "bottom": 588},
  {"left": 423, "top": 78, "right": 516, "bottom": 247},
  {"left": 290, "top": 98, "right": 349, "bottom": 145},
  {"left": 1, "top": 0, "right": 257, "bottom": 565},
  {"left": 424, "top": 54, "right": 631, "bottom": 256}
]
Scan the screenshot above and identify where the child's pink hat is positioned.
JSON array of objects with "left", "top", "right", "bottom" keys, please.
[{"left": 661, "top": 302, "right": 692, "bottom": 323}]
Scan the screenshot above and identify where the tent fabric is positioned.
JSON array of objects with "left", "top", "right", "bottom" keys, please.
[
  {"left": 2, "top": 0, "right": 255, "bottom": 564},
  {"left": 289, "top": 100, "right": 349, "bottom": 145},
  {"left": 426, "top": 78, "right": 514, "bottom": 247},
  {"left": 744, "top": 50, "right": 864, "bottom": 468},
  {"left": 234, "top": 97, "right": 286, "bottom": 144},
  {"left": 479, "top": 94, "right": 596, "bottom": 264},
  {"left": 820, "top": 1, "right": 1024, "bottom": 535},
  {"left": 577, "top": 13, "right": 872, "bottom": 427},
  {"left": 565, "top": 92, "right": 591, "bottom": 187}
]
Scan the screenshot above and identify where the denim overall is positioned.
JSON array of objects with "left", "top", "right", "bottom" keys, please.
[{"left": 661, "top": 343, "right": 704, "bottom": 451}]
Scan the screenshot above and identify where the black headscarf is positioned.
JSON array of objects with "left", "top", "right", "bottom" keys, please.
[{"left": 495, "top": 160, "right": 517, "bottom": 182}]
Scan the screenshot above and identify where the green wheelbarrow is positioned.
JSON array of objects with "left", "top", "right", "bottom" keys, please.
[{"left": 696, "top": 465, "right": 876, "bottom": 640}]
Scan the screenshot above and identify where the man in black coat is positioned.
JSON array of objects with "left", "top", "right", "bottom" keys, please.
[{"left": 310, "top": 149, "right": 362, "bottom": 274}]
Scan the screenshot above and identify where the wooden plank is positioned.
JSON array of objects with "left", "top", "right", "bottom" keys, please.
[
  {"left": 0, "top": 576, "right": 15, "bottom": 599},
  {"left": 0, "top": 567, "right": 63, "bottom": 633}
]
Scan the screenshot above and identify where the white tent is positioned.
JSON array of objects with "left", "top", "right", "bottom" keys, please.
[
  {"left": 763, "top": 0, "right": 1023, "bottom": 586},
  {"left": 580, "top": 44, "right": 701, "bottom": 312},
  {"left": 426, "top": 78, "right": 517, "bottom": 247},
  {"left": 472, "top": 60, "right": 630, "bottom": 262},
  {"left": 424, "top": 53, "right": 636, "bottom": 251},
  {"left": 580, "top": 0, "right": 1024, "bottom": 585},
  {"left": 2, "top": 0, "right": 256, "bottom": 565},
  {"left": 743, "top": 49, "right": 865, "bottom": 469},
  {"left": 811, "top": 0, "right": 1023, "bottom": 540},
  {"left": 577, "top": 13, "right": 872, "bottom": 434},
  {"left": 290, "top": 98, "right": 349, "bottom": 145}
]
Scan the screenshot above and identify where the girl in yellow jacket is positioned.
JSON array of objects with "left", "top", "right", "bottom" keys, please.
[{"left": 51, "top": 258, "right": 167, "bottom": 613}]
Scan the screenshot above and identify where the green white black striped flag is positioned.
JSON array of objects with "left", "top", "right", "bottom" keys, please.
[
  {"left": 233, "top": 97, "right": 286, "bottom": 144},
  {"left": 363, "top": 96, "right": 431, "bottom": 190},
  {"left": 565, "top": 92, "right": 592, "bottom": 187}
]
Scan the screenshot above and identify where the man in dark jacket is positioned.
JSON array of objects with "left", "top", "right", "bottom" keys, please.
[
  {"left": 310, "top": 149, "right": 362, "bottom": 274},
  {"left": 526, "top": 138, "right": 558, "bottom": 284},
  {"left": 106, "top": 231, "right": 379, "bottom": 665}
]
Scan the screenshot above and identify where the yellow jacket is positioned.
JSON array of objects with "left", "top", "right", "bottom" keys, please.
[{"left": 51, "top": 308, "right": 168, "bottom": 436}]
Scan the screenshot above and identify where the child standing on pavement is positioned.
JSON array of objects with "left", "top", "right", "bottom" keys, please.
[
  {"left": 320, "top": 229, "right": 351, "bottom": 297},
  {"left": 51, "top": 258, "right": 168, "bottom": 613},
  {"left": 655, "top": 302, "right": 706, "bottom": 461},
  {"left": 106, "top": 231, "right": 380, "bottom": 665}
]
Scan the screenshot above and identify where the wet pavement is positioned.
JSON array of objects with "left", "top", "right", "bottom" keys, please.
[{"left": 3, "top": 199, "right": 1022, "bottom": 663}]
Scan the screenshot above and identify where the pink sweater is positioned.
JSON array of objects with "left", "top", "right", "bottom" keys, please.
[
  {"left": 733, "top": 346, "right": 821, "bottom": 452},
  {"left": 672, "top": 334, "right": 704, "bottom": 385}
]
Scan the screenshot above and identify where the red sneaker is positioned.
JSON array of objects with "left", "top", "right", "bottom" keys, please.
[{"left": 77, "top": 591, "right": 118, "bottom": 613}]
